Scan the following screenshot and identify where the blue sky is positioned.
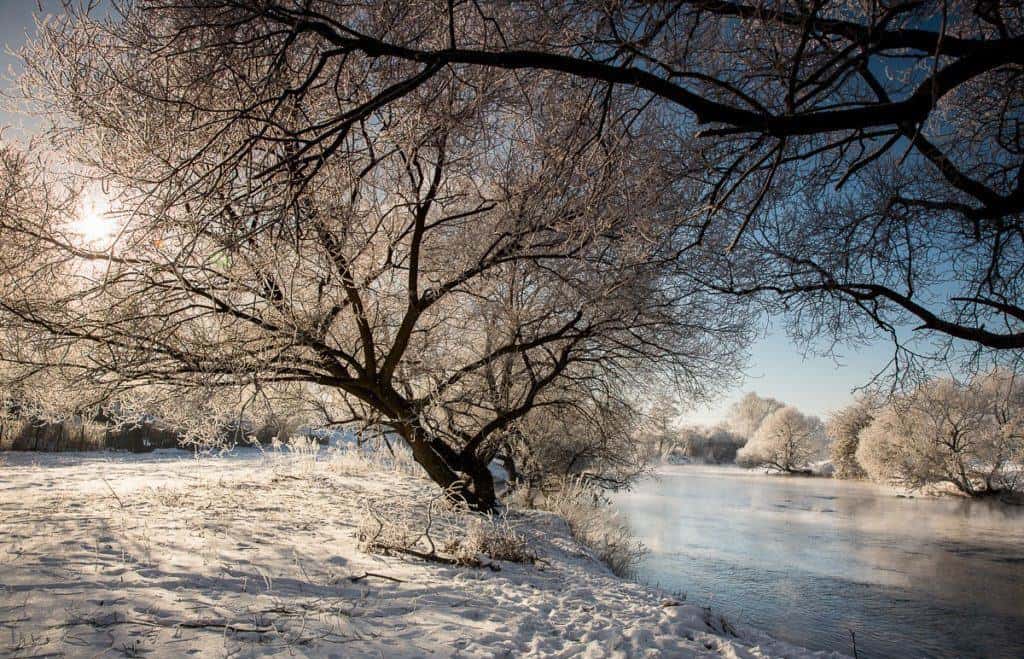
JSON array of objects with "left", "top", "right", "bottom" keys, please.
[
  {"left": 0, "top": 2, "right": 45, "bottom": 62},
  {"left": 0, "top": 1, "right": 63, "bottom": 135},
  {"left": 0, "top": 1, "right": 909, "bottom": 425},
  {"left": 683, "top": 322, "right": 898, "bottom": 426}
]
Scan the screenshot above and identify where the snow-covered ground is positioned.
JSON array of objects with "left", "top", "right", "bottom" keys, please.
[{"left": 0, "top": 448, "right": 842, "bottom": 657}]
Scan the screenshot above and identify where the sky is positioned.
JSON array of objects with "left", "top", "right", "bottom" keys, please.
[
  {"left": 682, "top": 321, "right": 897, "bottom": 426},
  {"left": 0, "top": 1, "right": 62, "bottom": 135},
  {"left": 0, "top": 1, "right": 907, "bottom": 425}
]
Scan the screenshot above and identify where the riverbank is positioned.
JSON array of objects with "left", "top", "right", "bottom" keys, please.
[
  {"left": 723, "top": 460, "right": 1024, "bottom": 505},
  {"left": 0, "top": 449, "right": 840, "bottom": 658}
]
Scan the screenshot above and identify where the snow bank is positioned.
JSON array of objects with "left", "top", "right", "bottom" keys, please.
[{"left": 0, "top": 449, "right": 843, "bottom": 657}]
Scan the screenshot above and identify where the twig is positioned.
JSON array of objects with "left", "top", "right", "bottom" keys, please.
[
  {"left": 348, "top": 572, "right": 405, "bottom": 583},
  {"left": 101, "top": 478, "right": 124, "bottom": 509}
]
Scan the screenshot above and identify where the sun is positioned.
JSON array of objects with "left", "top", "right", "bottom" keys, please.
[{"left": 72, "top": 192, "right": 116, "bottom": 246}]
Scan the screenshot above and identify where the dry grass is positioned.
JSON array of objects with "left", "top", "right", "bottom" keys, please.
[
  {"left": 357, "top": 486, "right": 538, "bottom": 568},
  {"left": 456, "top": 513, "right": 538, "bottom": 564},
  {"left": 514, "top": 478, "right": 646, "bottom": 578}
]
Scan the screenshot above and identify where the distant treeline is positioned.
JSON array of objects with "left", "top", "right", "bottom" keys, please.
[
  {"left": 0, "top": 415, "right": 310, "bottom": 453},
  {"left": 669, "top": 427, "right": 746, "bottom": 464},
  {"left": 0, "top": 416, "right": 183, "bottom": 452}
]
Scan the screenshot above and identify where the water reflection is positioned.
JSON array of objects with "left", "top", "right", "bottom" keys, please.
[{"left": 614, "top": 466, "right": 1024, "bottom": 658}]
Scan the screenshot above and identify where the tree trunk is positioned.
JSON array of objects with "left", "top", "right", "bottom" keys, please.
[
  {"left": 500, "top": 452, "right": 520, "bottom": 492},
  {"left": 466, "top": 463, "right": 498, "bottom": 511},
  {"left": 395, "top": 424, "right": 498, "bottom": 511}
]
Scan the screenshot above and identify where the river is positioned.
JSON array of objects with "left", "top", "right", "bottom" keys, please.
[{"left": 612, "top": 465, "right": 1024, "bottom": 658}]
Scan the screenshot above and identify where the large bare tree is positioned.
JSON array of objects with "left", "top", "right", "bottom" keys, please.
[
  {"left": 0, "top": 4, "right": 751, "bottom": 509},
  {"left": 80, "top": 0, "right": 1020, "bottom": 364}
]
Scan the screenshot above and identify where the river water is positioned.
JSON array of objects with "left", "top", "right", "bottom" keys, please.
[{"left": 612, "top": 465, "right": 1024, "bottom": 658}]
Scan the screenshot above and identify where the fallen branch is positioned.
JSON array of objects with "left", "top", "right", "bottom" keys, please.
[
  {"left": 365, "top": 542, "right": 500, "bottom": 572},
  {"left": 176, "top": 620, "right": 277, "bottom": 634}
]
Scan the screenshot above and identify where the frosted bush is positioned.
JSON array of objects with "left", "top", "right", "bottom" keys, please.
[
  {"left": 358, "top": 494, "right": 537, "bottom": 566},
  {"left": 826, "top": 396, "right": 877, "bottom": 479},
  {"left": 672, "top": 425, "right": 746, "bottom": 464},
  {"left": 857, "top": 373, "right": 1023, "bottom": 497}
]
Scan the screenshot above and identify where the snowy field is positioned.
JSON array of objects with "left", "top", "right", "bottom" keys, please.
[{"left": 0, "top": 448, "right": 842, "bottom": 658}]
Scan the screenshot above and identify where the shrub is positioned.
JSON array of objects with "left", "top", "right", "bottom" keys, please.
[
  {"left": 358, "top": 488, "right": 537, "bottom": 567},
  {"left": 457, "top": 514, "right": 538, "bottom": 564},
  {"left": 0, "top": 414, "right": 181, "bottom": 452},
  {"left": 672, "top": 425, "right": 746, "bottom": 464}
]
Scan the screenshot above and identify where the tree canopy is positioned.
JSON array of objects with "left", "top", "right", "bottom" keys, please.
[
  {"left": 0, "top": 3, "right": 754, "bottom": 508},
  {"left": 49, "top": 0, "right": 1018, "bottom": 367}
]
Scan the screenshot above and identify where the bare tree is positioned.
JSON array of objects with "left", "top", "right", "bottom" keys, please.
[
  {"left": 70, "top": 0, "right": 1022, "bottom": 363},
  {"left": 636, "top": 392, "right": 684, "bottom": 461},
  {"left": 0, "top": 8, "right": 752, "bottom": 509},
  {"left": 736, "top": 406, "right": 826, "bottom": 473}
]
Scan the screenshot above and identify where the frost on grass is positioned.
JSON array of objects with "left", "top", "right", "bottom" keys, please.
[
  {"left": 358, "top": 487, "right": 538, "bottom": 569},
  {"left": 513, "top": 478, "right": 647, "bottom": 579},
  {"left": 0, "top": 449, "right": 842, "bottom": 658}
]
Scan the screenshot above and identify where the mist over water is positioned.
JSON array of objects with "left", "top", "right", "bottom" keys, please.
[{"left": 613, "top": 465, "right": 1024, "bottom": 658}]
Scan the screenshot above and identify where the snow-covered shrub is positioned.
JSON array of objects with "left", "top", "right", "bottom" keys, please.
[
  {"left": 523, "top": 478, "right": 645, "bottom": 577},
  {"left": 857, "top": 373, "right": 1023, "bottom": 497},
  {"left": 456, "top": 514, "right": 537, "bottom": 564},
  {"left": 736, "top": 406, "right": 826, "bottom": 473},
  {"left": 826, "top": 396, "right": 876, "bottom": 479}
]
